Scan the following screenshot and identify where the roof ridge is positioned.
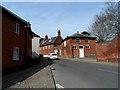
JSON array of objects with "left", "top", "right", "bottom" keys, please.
[{"left": 2, "top": 6, "right": 28, "bottom": 24}]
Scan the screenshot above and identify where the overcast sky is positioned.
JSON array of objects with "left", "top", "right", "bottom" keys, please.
[{"left": 2, "top": 2, "right": 106, "bottom": 38}]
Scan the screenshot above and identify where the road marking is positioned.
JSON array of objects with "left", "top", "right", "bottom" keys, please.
[
  {"left": 56, "top": 84, "right": 64, "bottom": 89},
  {"left": 98, "top": 68, "right": 118, "bottom": 74}
]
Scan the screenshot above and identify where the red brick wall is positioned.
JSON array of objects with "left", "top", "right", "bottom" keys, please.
[
  {"left": 54, "top": 36, "right": 63, "bottom": 47},
  {"left": 40, "top": 44, "right": 54, "bottom": 56},
  {"left": 62, "top": 39, "right": 73, "bottom": 58},
  {"left": 96, "top": 34, "right": 120, "bottom": 63},
  {"left": 61, "top": 38, "right": 96, "bottom": 58},
  {"left": 2, "top": 12, "right": 26, "bottom": 69},
  {"left": 26, "top": 29, "right": 32, "bottom": 60}
]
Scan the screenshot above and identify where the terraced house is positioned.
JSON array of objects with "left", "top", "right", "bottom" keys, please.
[
  {"left": 61, "top": 31, "right": 96, "bottom": 58},
  {"left": 2, "top": 6, "right": 33, "bottom": 69},
  {"left": 40, "top": 30, "right": 63, "bottom": 57}
]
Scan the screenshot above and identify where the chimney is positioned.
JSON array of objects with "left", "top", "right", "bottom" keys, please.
[
  {"left": 45, "top": 35, "right": 48, "bottom": 40},
  {"left": 58, "top": 30, "right": 61, "bottom": 37},
  {"left": 77, "top": 31, "right": 79, "bottom": 34}
]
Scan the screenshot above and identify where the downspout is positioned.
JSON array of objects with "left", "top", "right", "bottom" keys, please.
[{"left": 25, "top": 23, "right": 27, "bottom": 65}]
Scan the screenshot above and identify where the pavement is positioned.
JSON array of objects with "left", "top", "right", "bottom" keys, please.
[
  {"left": 60, "top": 57, "right": 119, "bottom": 67},
  {"left": 50, "top": 59, "right": 118, "bottom": 88},
  {"left": 2, "top": 58, "right": 55, "bottom": 89}
]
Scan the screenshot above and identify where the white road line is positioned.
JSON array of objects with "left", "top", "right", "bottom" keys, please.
[
  {"left": 56, "top": 84, "right": 64, "bottom": 89},
  {"left": 98, "top": 68, "right": 118, "bottom": 74}
]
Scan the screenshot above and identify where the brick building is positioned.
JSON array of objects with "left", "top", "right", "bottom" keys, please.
[
  {"left": 61, "top": 31, "right": 96, "bottom": 58},
  {"left": 2, "top": 6, "right": 33, "bottom": 69},
  {"left": 40, "top": 30, "right": 63, "bottom": 57}
]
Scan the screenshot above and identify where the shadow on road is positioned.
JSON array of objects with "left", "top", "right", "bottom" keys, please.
[{"left": 2, "top": 57, "right": 54, "bottom": 89}]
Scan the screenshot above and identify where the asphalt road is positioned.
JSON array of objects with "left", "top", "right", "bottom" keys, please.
[{"left": 50, "top": 59, "right": 118, "bottom": 88}]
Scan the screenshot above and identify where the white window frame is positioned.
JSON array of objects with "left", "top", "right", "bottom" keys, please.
[
  {"left": 45, "top": 46, "right": 47, "bottom": 49},
  {"left": 15, "top": 23, "right": 20, "bottom": 34},
  {"left": 72, "top": 45, "right": 77, "bottom": 49},
  {"left": 86, "top": 45, "right": 90, "bottom": 49},
  {"left": 13, "top": 47, "right": 19, "bottom": 60},
  {"left": 76, "top": 38, "right": 80, "bottom": 43},
  {"left": 64, "top": 41, "right": 66, "bottom": 47},
  {"left": 48, "top": 45, "right": 50, "bottom": 49}
]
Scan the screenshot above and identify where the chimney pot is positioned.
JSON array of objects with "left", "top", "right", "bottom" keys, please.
[
  {"left": 58, "top": 30, "right": 61, "bottom": 37},
  {"left": 45, "top": 35, "right": 48, "bottom": 40}
]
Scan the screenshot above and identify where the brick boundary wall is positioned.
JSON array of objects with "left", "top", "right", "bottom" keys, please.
[{"left": 96, "top": 33, "right": 120, "bottom": 63}]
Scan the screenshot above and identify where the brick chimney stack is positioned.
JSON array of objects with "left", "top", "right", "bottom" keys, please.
[
  {"left": 45, "top": 35, "right": 48, "bottom": 40},
  {"left": 58, "top": 30, "right": 61, "bottom": 37}
]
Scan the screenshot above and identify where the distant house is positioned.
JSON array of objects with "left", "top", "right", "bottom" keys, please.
[
  {"left": 40, "top": 30, "right": 63, "bottom": 57},
  {"left": 32, "top": 32, "right": 40, "bottom": 58},
  {"left": 61, "top": 31, "right": 96, "bottom": 58},
  {"left": 2, "top": 6, "right": 33, "bottom": 69}
]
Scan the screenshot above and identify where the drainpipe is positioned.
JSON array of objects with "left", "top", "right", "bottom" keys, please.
[{"left": 25, "top": 24, "right": 27, "bottom": 65}]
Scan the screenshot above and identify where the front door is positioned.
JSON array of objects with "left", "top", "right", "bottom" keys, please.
[{"left": 79, "top": 45, "right": 84, "bottom": 58}]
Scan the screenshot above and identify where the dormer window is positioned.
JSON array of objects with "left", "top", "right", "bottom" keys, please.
[
  {"left": 76, "top": 38, "right": 80, "bottom": 43},
  {"left": 49, "top": 39, "right": 52, "bottom": 42}
]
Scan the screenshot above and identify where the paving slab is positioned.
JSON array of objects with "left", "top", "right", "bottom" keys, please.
[{"left": 3, "top": 58, "right": 55, "bottom": 89}]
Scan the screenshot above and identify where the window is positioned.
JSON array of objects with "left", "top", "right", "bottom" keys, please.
[
  {"left": 79, "top": 46, "right": 83, "bottom": 49},
  {"left": 86, "top": 45, "right": 90, "bottom": 49},
  {"left": 60, "top": 50, "right": 61, "bottom": 56},
  {"left": 85, "top": 38, "right": 89, "bottom": 43},
  {"left": 45, "top": 46, "right": 47, "bottom": 49},
  {"left": 48, "top": 45, "right": 50, "bottom": 49},
  {"left": 14, "top": 23, "right": 20, "bottom": 34},
  {"left": 13, "top": 47, "right": 19, "bottom": 60},
  {"left": 64, "top": 41, "right": 66, "bottom": 47},
  {"left": 72, "top": 45, "right": 77, "bottom": 49},
  {"left": 76, "top": 38, "right": 80, "bottom": 43}
]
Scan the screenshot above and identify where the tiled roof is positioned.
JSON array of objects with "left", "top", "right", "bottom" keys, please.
[
  {"left": 63, "top": 32, "right": 96, "bottom": 41},
  {"left": 40, "top": 36, "right": 58, "bottom": 47}
]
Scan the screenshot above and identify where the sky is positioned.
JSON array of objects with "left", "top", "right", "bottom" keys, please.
[{"left": 1, "top": 2, "right": 107, "bottom": 38}]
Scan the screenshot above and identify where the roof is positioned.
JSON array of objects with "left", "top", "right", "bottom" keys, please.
[
  {"left": 40, "top": 36, "right": 59, "bottom": 47},
  {"left": 32, "top": 31, "right": 40, "bottom": 37},
  {"left": 2, "top": 6, "right": 28, "bottom": 24},
  {"left": 2, "top": 6, "right": 33, "bottom": 37},
  {"left": 63, "top": 31, "right": 96, "bottom": 41}
]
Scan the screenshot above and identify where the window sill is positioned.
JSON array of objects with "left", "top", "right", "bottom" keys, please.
[{"left": 13, "top": 59, "right": 19, "bottom": 60}]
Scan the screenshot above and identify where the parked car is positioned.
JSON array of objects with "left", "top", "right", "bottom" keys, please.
[{"left": 48, "top": 53, "right": 58, "bottom": 60}]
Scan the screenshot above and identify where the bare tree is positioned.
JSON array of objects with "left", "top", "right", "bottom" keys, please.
[{"left": 89, "top": 2, "right": 118, "bottom": 42}]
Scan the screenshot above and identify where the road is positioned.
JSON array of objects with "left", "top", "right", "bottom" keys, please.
[{"left": 50, "top": 59, "right": 118, "bottom": 88}]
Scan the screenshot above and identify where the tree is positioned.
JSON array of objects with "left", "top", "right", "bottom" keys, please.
[{"left": 89, "top": 2, "right": 118, "bottom": 42}]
